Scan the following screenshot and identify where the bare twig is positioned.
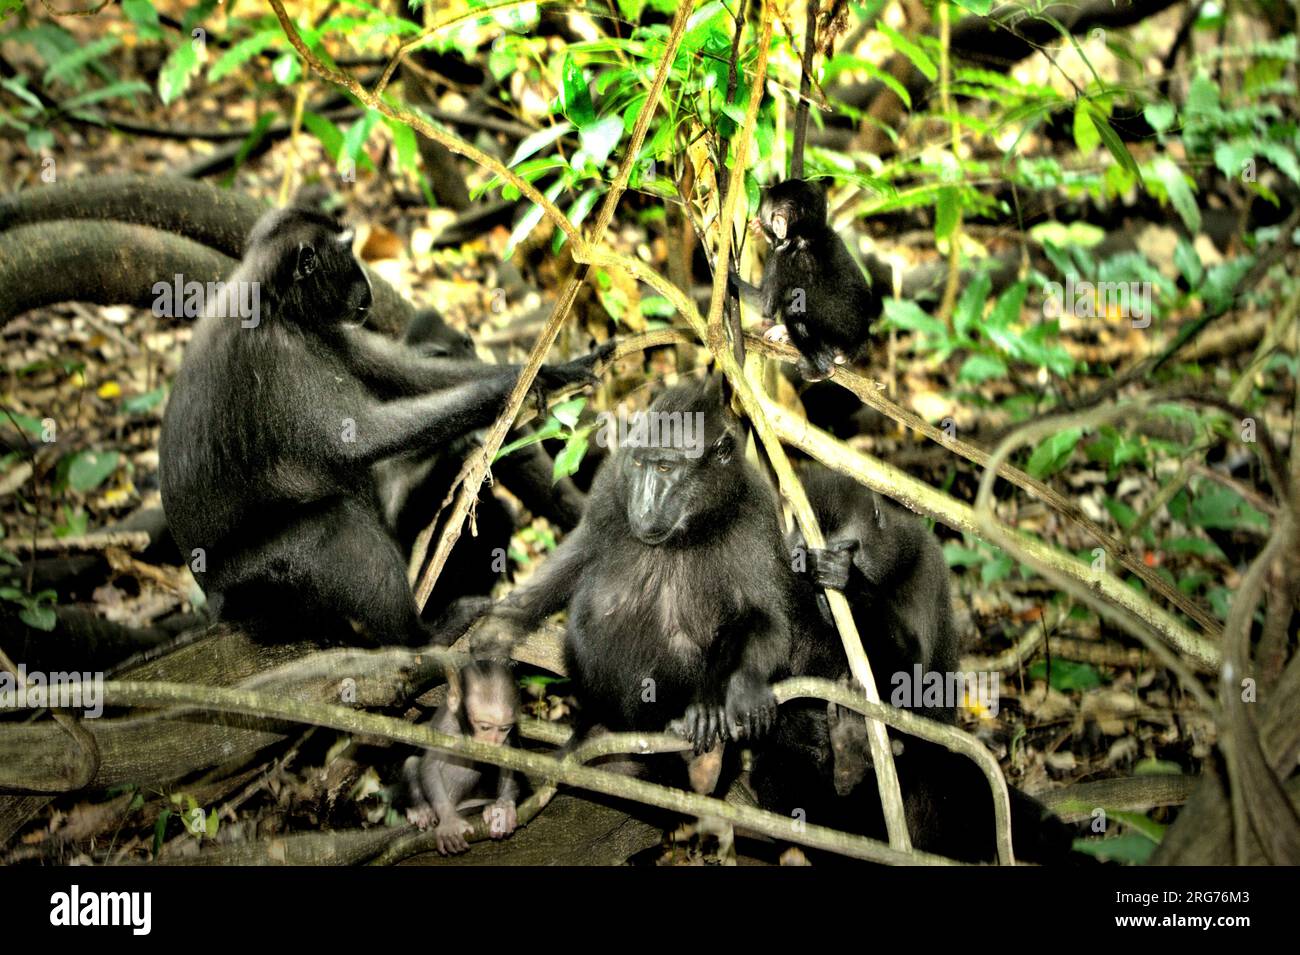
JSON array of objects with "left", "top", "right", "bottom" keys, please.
[{"left": 79, "top": 679, "right": 964, "bottom": 864}]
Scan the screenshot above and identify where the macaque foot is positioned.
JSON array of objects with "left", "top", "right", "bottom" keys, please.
[
  {"left": 483, "top": 799, "right": 518, "bottom": 839},
  {"left": 405, "top": 805, "right": 437, "bottom": 831},
  {"left": 695, "top": 815, "right": 737, "bottom": 866},
  {"left": 762, "top": 323, "right": 792, "bottom": 345},
  {"left": 796, "top": 355, "right": 836, "bottom": 382},
  {"left": 723, "top": 676, "right": 777, "bottom": 741},
  {"left": 435, "top": 816, "right": 475, "bottom": 855}
]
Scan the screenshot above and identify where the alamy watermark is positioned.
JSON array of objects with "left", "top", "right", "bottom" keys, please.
[
  {"left": 594, "top": 409, "right": 706, "bottom": 458},
  {"left": 0, "top": 665, "right": 104, "bottom": 718},
  {"left": 1043, "top": 274, "right": 1153, "bottom": 328},
  {"left": 890, "top": 666, "right": 1000, "bottom": 717},
  {"left": 151, "top": 274, "right": 262, "bottom": 328}
]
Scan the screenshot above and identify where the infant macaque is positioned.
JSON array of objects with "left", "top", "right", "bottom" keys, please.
[{"left": 402, "top": 661, "right": 520, "bottom": 854}]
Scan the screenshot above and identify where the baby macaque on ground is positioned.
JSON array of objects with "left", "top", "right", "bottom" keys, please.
[{"left": 401, "top": 661, "right": 520, "bottom": 855}]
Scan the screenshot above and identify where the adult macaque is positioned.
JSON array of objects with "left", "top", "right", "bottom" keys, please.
[
  {"left": 159, "top": 204, "right": 607, "bottom": 646},
  {"left": 463, "top": 378, "right": 801, "bottom": 798}
]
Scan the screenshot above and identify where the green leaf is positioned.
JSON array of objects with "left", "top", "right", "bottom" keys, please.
[
  {"left": 953, "top": 272, "right": 991, "bottom": 338},
  {"left": 560, "top": 54, "right": 595, "bottom": 128},
  {"left": 1073, "top": 101, "right": 1100, "bottom": 154},
  {"left": 122, "top": 386, "right": 166, "bottom": 414},
  {"left": 1110, "top": 810, "right": 1167, "bottom": 843},
  {"left": 1073, "top": 833, "right": 1157, "bottom": 864},
  {"left": 495, "top": 419, "right": 564, "bottom": 461},
  {"left": 504, "top": 177, "right": 565, "bottom": 259},
  {"left": 508, "top": 122, "right": 573, "bottom": 167},
  {"left": 210, "top": 30, "right": 281, "bottom": 82},
  {"left": 342, "top": 109, "right": 381, "bottom": 167},
  {"left": 1144, "top": 101, "right": 1176, "bottom": 134},
  {"left": 1145, "top": 157, "right": 1200, "bottom": 233},
  {"left": 62, "top": 80, "right": 150, "bottom": 110},
  {"left": 158, "top": 42, "right": 200, "bottom": 106},
  {"left": 1162, "top": 536, "right": 1225, "bottom": 560},
  {"left": 878, "top": 22, "right": 937, "bottom": 82},
  {"left": 987, "top": 281, "right": 1028, "bottom": 329},
  {"left": 1188, "top": 485, "right": 1269, "bottom": 531},
  {"left": 67, "top": 450, "right": 119, "bottom": 492},
  {"left": 44, "top": 35, "right": 120, "bottom": 86},
  {"left": 934, "top": 186, "right": 959, "bottom": 241},
  {"left": 1174, "top": 237, "right": 1203, "bottom": 288},
  {"left": 301, "top": 110, "right": 345, "bottom": 159},
  {"left": 1090, "top": 108, "right": 1141, "bottom": 179},
  {"left": 823, "top": 55, "right": 911, "bottom": 108},
  {"left": 1, "top": 76, "right": 44, "bottom": 110},
  {"left": 576, "top": 115, "right": 623, "bottom": 168},
  {"left": 957, "top": 353, "right": 1007, "bottom": 383},
  {"left": 122, "top": 0, "right": 164, "bottom": 41},
  {"left": 20, "top": 605, "right": 57, "bottom": 631},
  {"left": 25, "top": 127, "right": 54, "bottom": 152},
  {"left": 683, "top": 0, "right": 728, "bottom": 48},
  {"left": 271, "top": 52, "right": 300, "bottom": 86},
  {"left": 552, "top": 431, "right": 589, "bottom": 482},
  {"left": 1027, "top": 658, "right": 1102, "bottom": 691},
  {"left": 980, "top": 554, "right": 1014, "bottom": 585},
  {"left": 387, "top": 117, "right": 419, "bottom": 174},
  {"left": 1026, "top": 428, "right": 1082, "bottom": 479},
  {"left": 551, "top": 397, "right": 587, "bottom": 429},
  {"left": 153, "top": 810, "right": 171, "bottom": 857},
  {"left": 880, "top": 298, "right": 946, "bottom": 342},
  {"left": 1028, "top": 220, "right": 1106, "bottom": 248}
]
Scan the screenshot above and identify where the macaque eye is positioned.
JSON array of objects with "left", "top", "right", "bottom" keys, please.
[
  {"left": 657, "top": 463, "right": 672, "bottom": 474},
  {"left": 632, "top": 458, "right": 643, "bottom": 468}
]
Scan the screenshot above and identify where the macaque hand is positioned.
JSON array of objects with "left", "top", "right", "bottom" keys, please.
[
  {"left": 681, "top": 702, "right": 726, "bottom": 755},
  {"left": 483, "top": 799, "right": 518, "bottom": 839},
  {"left": 807, "top": 539, "right": 857, "bottom": 590},
  {"left": 435, "top": 815, "right": 475, "bottom": 855},
  {"left": 405, "top": 804, "right": 437, "bottom": 831}
]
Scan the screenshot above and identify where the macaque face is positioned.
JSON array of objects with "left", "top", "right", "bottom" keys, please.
[{"left": 465, "top": 697, "right": 515, "bottom": 746}]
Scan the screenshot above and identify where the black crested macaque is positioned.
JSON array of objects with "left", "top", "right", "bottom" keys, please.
[
  {"left": 755, "top": 468, "right": 1079, "bottom": 864},
  {"left": 754, "top": 179, "right": 879, "bottom": 381},
  {"left": 471, "top": 378, "right": 795, "bottom": 774},
  {"left": 788, "top": 466, "right": 959, "bottom": 723},
  {"left": 159, "top": 205, "right": 606, "bottom": 646},
  {"left": 401, "top": 660, "right": 520, "bottom": 854}
]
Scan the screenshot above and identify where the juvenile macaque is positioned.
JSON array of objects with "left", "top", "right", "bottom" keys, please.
[
  {"left": 754, "top": 179, "right": 880, "bottom": 381},
  {"left": 402, "top": 661, "right": 520, "bottom": 854}
]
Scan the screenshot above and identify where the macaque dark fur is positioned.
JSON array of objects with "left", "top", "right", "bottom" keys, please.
[
  {"left": 375, "top": 309, "right": 586, "bottom": 626},
  {"left": 401, "top": 660, "right": 521, "bottom": 855},
  {"left": 757, "top": 179, "right": 880, "bottom": 381},
  {"left": 159, "top": 205, "right": 603, "bottom": 646},
  {"left": 473, "top": 378, "right": 798, "bottom": 761},
  {"left": 752, "top": 469, "right": 1079, "bottom": 863}
]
